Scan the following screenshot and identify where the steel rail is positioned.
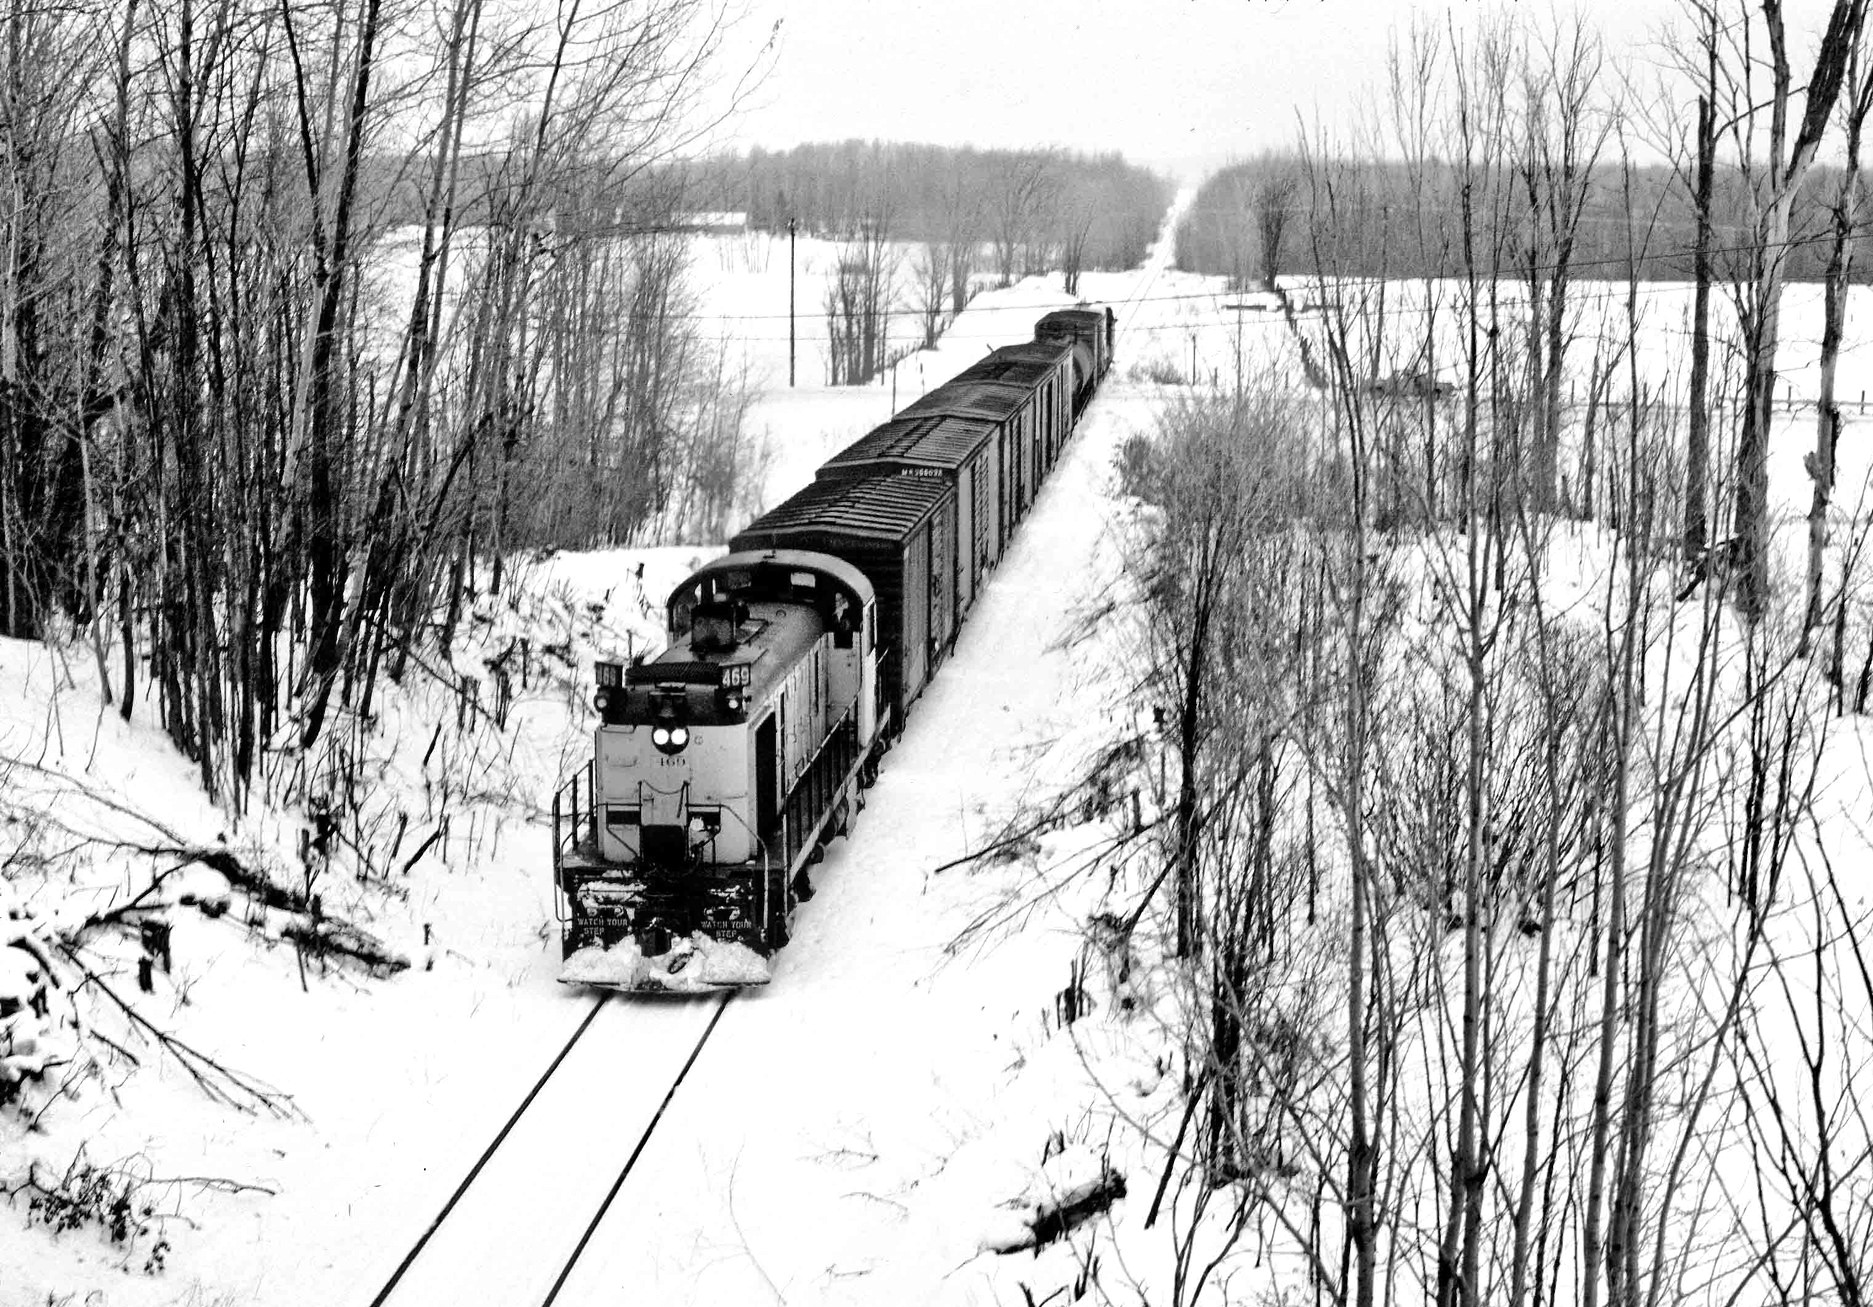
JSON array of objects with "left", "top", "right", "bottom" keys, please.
[
  {"left": 540, "top": 991, "right": 735, "bottom": 1306},
  {"left": 366, "top": 995, "right": 612, "bottom": 1307}
]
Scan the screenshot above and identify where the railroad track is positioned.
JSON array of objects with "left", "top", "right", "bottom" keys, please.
[{"left": 364, "top": 992, "right": 733, "bottom": 1307}]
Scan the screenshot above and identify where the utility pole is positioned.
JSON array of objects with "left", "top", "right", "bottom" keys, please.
[
  {"left": 788, "top": 217, "right": 797, "bottom": 388},
  {"left": 1232, "top": 302, "right": 1245, "bottom": 405}
]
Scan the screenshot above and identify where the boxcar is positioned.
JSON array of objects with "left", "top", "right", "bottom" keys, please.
[
  {"left": 730, "top": 471, "right": 957, "bottom": 733},
  {"left": 949, "top": 341, "right": 1078, "bottom": 473},
  {"left": 899, "top": 379, "right": 1042, "bottom": 543},
  {"left": 816, "top": 413, "right": 1001, "bottom": 618}
]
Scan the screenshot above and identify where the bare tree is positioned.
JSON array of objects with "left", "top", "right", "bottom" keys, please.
[
  {"left": 1800, "top": 42, "right": 1873, "bottom": 656},
  {"left": 824, "top": 202, "right": 896, "bottom": 385},
  {"left": 935, "top": 155, "right": 983, "bottom": 315},
  {"left": 1680, "top": 0, "right": 1721, "bottom": 564},
  {"left": 1253, "top": 167, "right": 1298, "bottom": 291},
  {"left": 1517, "top": 13, "right": 1610, "bottom": 515},
  {"left": 1058, "top": 197, "right": 1096, "bottom": 297},
  {"left": 1298, "top": 120, "right": 1390, "bottom": 1307},
  {"left": 990, "top": 151, "right": 1055, "bottom": 287},
  {"left": 0, "top": 0, "right": 108, "bottom": 641},
  {"left": 913, "top": 240, "right": 948, "bottom": 348},
  {"left": 1731, "top": 815, "right": 1873, "bottom": 1304},
  {"left": 1728, "top": 0, "right": 1868, "bottom": 621}
]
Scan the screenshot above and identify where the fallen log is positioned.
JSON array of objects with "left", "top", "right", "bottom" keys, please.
[
  {"left": 280, "top": 915, "right": 410, "bottom": 975},
  {"left": 985, "top": 1164, "right": 1127, "bottom": 1255}
]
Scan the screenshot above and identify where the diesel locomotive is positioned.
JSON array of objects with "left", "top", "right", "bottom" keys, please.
[{"left": 551, "top": 306, "right": 1113, "bottom": 991}]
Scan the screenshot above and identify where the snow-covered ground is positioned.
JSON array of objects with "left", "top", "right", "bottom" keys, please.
[{"left": 9, "top": 178, "right": 1873, "bottom": 1307}]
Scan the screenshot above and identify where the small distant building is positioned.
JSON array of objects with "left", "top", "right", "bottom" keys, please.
[{"left": 671, "top": 211, "right": 748, "bottom": 233}]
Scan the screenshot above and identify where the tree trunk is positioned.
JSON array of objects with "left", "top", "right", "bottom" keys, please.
[
  {"left": 1684, "top": 79, "right": 1715, "bottom": 565},
  {"left": 1802, "top": 56, "right": 1869, "bottom": 655},
  {"left": 1173, "top": 565, "right": 1210, "bottom": 962},
  {"left": 299, "top": 0, "right": 386, "bottom": 748},
  {"left": 1733, "top": 0, "right": 1867, "bottom": 621}
]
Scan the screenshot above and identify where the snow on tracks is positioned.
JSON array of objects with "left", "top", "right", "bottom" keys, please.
[{"left": 361, "top": 993, "right": 730, "bottom": 1307}]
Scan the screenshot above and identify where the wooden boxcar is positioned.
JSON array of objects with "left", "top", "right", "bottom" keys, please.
[
  {"left": 949, "top": 341, "right": 1078, "bottom": 474},
  {"left": 816, "top": 413, "right": 1001, "bottom": 619},
  {"left": 899, "top": 379, "right": 1042, "bottom": 544},
  {"left": 730, "top": 472, "right": 957, "bottom": 733}
]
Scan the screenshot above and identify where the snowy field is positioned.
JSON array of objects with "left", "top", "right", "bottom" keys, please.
[{"left": 9, "top": 183, "right": 1873, "bottom": 1306}]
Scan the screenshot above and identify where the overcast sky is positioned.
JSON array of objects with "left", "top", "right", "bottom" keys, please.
[{"left": 711, "top": 0, "right": 1718, "bottom": 177}]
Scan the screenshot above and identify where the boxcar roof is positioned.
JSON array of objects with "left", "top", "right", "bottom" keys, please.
[
  {"left": 952, "top": 342, "right": 1069, "bottom": 389},
  {"left": 734, "top": 470, "right": 952, "bottom": 546},
  {"left": 819, "top": 413, "right": 997, "bottom": 474},
  {"left": 900, "top": 377, "right": 1034, "bottom": 422},
  {"left": 1038, "top": 308, "right": 1105, "bottom": 330},
  {"left": 1002, "top": 338, "right": 1077, "bottom": 363}
]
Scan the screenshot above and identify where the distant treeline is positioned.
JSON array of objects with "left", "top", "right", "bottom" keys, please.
[
  {"left": 349, "top": 140, "right": 1173, "bottom": 281},
  {"left": 687, "top": 141, "right": 1172, "bottom": 271},
  {"left": 1178, "top": 153, "right": 1873, "bottom": 286}
]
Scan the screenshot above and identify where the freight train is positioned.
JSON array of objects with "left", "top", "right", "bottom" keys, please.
[{"left": 551, "top": 307, "right": 1114, "bottom": 991}]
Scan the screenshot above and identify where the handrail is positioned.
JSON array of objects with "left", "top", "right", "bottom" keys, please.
[
  {"left": 790, "top": 707, "right": 855, "bottom": 802},
  {"left": 551, "top": 762, "right": 594, "bottom": 864}
]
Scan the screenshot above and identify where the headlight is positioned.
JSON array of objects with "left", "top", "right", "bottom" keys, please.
[
  {"left": 594, "top": 689, "right": 611, "bottom": 711},
  {"left": 669, "top": 727, "right": 689, "bottom": 747},
  {"left": 652, "top": 726, "right": 671, "bottom": 746}
]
